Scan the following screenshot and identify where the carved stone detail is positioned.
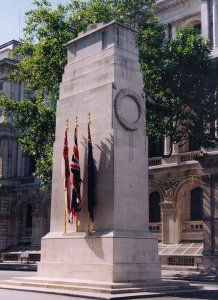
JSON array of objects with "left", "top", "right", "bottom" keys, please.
[
  {"left": 159, "top": 178, "right": 183, "bottom": 201},
  {"left": 114, "top": 89, "right": 144, "bottom": 131},
  {"left": 160, "top": 201, "right": 177, "bottom": 210}
]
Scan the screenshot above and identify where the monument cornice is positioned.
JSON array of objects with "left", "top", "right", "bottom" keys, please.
[{"left": 66, "top": 21, "right": 137, "bottom": 47}]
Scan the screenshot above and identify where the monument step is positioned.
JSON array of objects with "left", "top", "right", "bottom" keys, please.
[
  {"left": 0, "top": 283, "right": 162, "bottom": 299},
  {"left": 9, "top": 276, "right": 191, "bottom": 288},
  {"left": 0, "top": 277, "right": 202, "bottom": 296},
  {"left": 0, "top": 280, "right": 145, "bottom": 294},
  {"left": 0, "top": 281, "right": 203, "bottom": 300}
]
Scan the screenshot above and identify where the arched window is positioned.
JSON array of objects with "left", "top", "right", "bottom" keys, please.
[
  {"left": 149, "top": 192, "right": 161, "bottom": 222},
  {"left": 184, "top": 19, "right": 201, "bottom": 35},
  {"left": 193, "top": 23, "right": 201, "bottom": 35},
  {"left": 26, "top": 204, "right": 32, "bottom": 228},
  {"left": 190, "top": 188, "right": 203, "bottom": 221}
]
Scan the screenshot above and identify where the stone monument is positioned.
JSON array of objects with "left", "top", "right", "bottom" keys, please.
[
  {"left": 38, "top": 21, "right": 161, "bottom": 282},
  {"left": 0, "top": 22, "right": 196, "bottom": 298},
  {"left": 38, "top": 22, "right": 160, "bottom": 282}
]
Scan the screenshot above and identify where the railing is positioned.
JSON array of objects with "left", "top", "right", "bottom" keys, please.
[
  {"left": 182, "top": 221, "right": 203, "bottom": 232},
  {"left": 148, "top": 157, "right": 162, "bottom": 167},
  {"left": 179, "top": 151, "right": 201, "bottom": 163},
  {"left": 149, "top": 222, "right": 162, "bottom": 232},
  {"left": 148, "top": 151, "right": 202, "bottom": 168}
]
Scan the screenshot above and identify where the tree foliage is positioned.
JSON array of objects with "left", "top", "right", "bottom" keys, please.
[
  {"left": 138, "top": 26, "right": 218, "bottom": 154},
  {"left": 0, "top": 95, "right": 55, "bottom": 186},
  {"left": 0, "top": 0, "right": 217, "bottom": 187}
]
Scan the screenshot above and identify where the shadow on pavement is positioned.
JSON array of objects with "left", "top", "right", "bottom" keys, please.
[
  {"left": 162, "top": 270, "right": 218, "bottom": 283},
  {"left": 164, "top": 290, "right": 218, "bottom": 299}
]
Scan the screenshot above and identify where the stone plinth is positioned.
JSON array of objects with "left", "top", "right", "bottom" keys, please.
[{"left": 38, "top": 21, "right": 161, "bottom": 282}]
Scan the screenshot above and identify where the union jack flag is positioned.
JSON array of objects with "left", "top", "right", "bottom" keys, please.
[
  {"left": 63, "top": 128, "right": 71, "bottom": 215},
  {"left": 71, "top": 127, "right": 82, "bottom": 220}
]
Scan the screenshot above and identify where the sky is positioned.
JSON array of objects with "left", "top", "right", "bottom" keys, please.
[{"left": 0, "top": 0, "right": 71, "bottom": 45}]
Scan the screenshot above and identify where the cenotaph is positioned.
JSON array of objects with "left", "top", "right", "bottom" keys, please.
[
  {"left": 0, "top": 22, "right": 195, "bottom": 298},
  {"left": 38, "top": 21, "right": 161, "bottom": 282}
]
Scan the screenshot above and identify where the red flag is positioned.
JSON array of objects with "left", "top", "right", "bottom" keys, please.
[{"left": 63, "top": 128, "right": 71, "bottom": 215}]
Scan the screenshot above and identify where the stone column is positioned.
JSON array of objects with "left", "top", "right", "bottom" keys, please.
[
  {"left": 161, "top": 201, "right": 178, "bottom": 244},
  {"left": 38, "top": 21, "right": 160, "bottom": 282},
  {"left": 31, "top": 211, "right": 41, "bottom": 247},
  {"left": 202, "top": 174, "right": 218, "bottom": 273},
  {"left": 164, "top": 136, "right": 171, "bottom": 156},
  {"left": 17, "top": 146, "right": 23, "bottom": 178},
  {"left": 171, "top": 22, "right": 178, "bottom": 37},
  {"left": 172, "top": 142, "right": 179, "bottom": 154},
  {"left": 213, "top": 0, "right": 218, "bottom": 56},
  {"left": 201, "top": 0, "right": 210, "bottom": 40}
]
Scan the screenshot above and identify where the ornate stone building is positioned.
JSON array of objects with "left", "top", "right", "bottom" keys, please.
[
  {"left": 148, "top": 0, "right": 218, "bottom": 272},
  {"left": 0, "top": 40, "right": 50, "bottom": 260}
]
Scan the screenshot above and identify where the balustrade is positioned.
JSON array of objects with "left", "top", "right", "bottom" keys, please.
[
  {"left": 179, "top": 151, "right": 201, "bottom": 163},
  {"left": 182, "top": 221, "right": 203, "bottom": 232},
  {"left": 149, "top": 222, "right": 162, "bottom": 232},
  {"left": 148, "top": 157, "right": 162, "bottom": 167},
  {"left": 149, "top": 151, "right": 202, "bottom": 168}
]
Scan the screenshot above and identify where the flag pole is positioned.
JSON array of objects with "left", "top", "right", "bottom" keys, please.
[
  {"left": 64, "top": 118, "right": 69, "bottom": 235},
  {"left": 75, "top": 116, "right": 79, "bottom": 233},
  {"left": 87, "top": 112, "right": 91, "bottom": 233}
]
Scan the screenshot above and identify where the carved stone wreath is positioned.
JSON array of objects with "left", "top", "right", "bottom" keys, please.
[{"left": 114, "top": 89, "right": 144, "bottom": 131}]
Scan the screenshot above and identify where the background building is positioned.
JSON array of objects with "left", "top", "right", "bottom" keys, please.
[
  {"left": 148, "top": 0, "right": 218, "bottom": 273},
  {"left": 0, "top": 1, "right": 217, "bottom": 273},
  {"left": 0, "top": 40, "right": 50, "bottom": 261}
]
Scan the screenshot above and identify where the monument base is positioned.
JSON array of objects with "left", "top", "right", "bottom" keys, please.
[
  {"left": 37, "top": 230, "right": 161, "bottom": 282},
  {"left": 0, "top": 276, "right": 202, "bottom": 299}
]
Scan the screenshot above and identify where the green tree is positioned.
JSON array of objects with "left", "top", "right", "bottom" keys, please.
[{"left": 138, "top": 25, "right": 218, "bottom": 155}]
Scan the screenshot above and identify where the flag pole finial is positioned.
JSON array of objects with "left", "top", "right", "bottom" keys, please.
[
  {"left": 66, "top": 118, "right": 69, "bottom": 130},
  {"left": 76, "top": 116, "right": 79, "bottom": 128},
  {"left": 88, "top": 112, "right": 91, "bottom": 125}
]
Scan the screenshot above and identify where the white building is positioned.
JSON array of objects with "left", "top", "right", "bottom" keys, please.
[
  {"left": 148, "top": 0, "right": 218, "bottom": 273},
  {"left": 0, "top": 40, "right": 50, "bottom": 262}
]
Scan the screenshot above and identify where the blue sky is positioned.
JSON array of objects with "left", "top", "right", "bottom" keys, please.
[{"left": 0, "top": 0, "right": 71, "bottom": 45}]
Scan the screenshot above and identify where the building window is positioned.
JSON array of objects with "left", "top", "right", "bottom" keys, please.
[
  {"left": 189, "top": 135, "right": 200, "bottom": 151},
  {"left": 168, "top": 256, "right": 194, "bottom": 266},
  {"left": 190, "top": 187, "right": 203, "bottom": 221},
  {"left": 26, "top": 204, "right": 32, "bottom": 228},
  {"left": 149, "top": 191, "right": 161, "bottom": 223},
  {"left": 168, "top": 23, "right": 172, "bottom": 40},
  {"left": 148, "top": 137, "right": 164, "bottom": 158},
  {"left": 0, "top": 156, "right": 2, "bottom": 177}
]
